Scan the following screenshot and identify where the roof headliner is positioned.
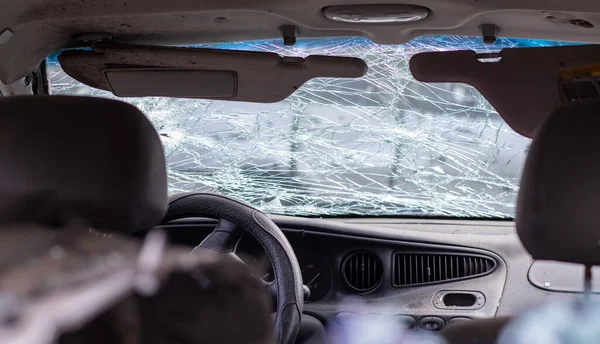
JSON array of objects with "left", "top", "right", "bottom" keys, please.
[{"left": 2, "top": 0, "right": 600, "bottom": 82}]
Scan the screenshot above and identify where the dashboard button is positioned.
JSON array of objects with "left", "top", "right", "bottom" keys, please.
[
  {"left": 335, "top": 312, "right": 357, "bottom": 326},
  {"left": 419, "top": 316, "right": 445, "bottom": 331},
  {"left": 395, "top": 315, "right": 417, "bottom": 329},
  {"left": 448, "top": 317, "right": 472, "bottom": 326}
]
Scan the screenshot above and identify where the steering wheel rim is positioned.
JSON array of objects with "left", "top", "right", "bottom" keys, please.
[{"left": 162, "top": 192, "right": 304, "bottom": 344}]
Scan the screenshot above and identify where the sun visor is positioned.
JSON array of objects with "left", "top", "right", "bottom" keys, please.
[
  {"left": 58, "top": 44, "right": 367, "bottom": 103},
  {"left": 410, "top": 44, "right": 600, "bottom": 138}
]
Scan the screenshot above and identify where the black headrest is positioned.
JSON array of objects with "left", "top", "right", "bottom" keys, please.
[
  {"left": 517, "top": 99, "right": 600, "bottom": 265},
  {"left": 0, "top": 96, "right": 167, "bottom": 232}
]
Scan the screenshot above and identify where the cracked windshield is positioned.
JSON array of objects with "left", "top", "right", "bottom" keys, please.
[{"left": 46, "top": 36, "right": 565, "bottom": 218}]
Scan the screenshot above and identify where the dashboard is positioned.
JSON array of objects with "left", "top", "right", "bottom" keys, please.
[{"left": 145, "top": 215, "right": 570, "bottom": 336}]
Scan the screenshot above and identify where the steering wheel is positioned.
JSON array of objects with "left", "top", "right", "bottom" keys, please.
[{"left": 162, "top": 192, "right": 304, "bottom": 344}]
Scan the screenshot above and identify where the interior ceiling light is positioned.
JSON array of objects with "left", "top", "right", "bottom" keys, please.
[{"left": 323, "top": 4, "right": 429, "bottom": 24}]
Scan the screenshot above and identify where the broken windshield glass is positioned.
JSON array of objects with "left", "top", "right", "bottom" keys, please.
[{"left": 46, "top": 36, "right": 569, "bottom": 218}]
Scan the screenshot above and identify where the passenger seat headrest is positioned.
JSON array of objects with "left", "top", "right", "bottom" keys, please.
[
  {"left": 517, "top": 99, "right": 600, "bottom": 265},
  {"left": 0, "top": 96, "right": 167, "bottom": 232}
]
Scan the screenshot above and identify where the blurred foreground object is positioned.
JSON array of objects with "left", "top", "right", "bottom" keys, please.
[
  {"left": 498, "top": 299, "right": 600, "bottom": 344},
  {"left": 0, "top": 96, "right": 272, "bottom": 344},
  {"left": 325, "top": 307, "right": 447, "bottom": 344},
  {"left": 0, "top": 225, "right": 273, "bottom": 344}
]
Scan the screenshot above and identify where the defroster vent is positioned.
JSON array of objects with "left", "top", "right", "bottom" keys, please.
[
  {"left": 393, "top": 252, "right": 496, "bottom": 287},
  {"left": 341, "top": 251, "right": 383, "bottom": 293}
]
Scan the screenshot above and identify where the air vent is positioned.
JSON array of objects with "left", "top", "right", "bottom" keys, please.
[
  {"left": 341, "top": 251, "right": 383, "bottom": 293},
  {"left": 393, "top": 252, "right": 496, "bottom": 287}
]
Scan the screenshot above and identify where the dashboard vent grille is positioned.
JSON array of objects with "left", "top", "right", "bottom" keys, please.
[
  {"left": 393, "top": 253, "right": 496, "bottom": 287},
  {"left": 341, "top": 251, "right": 383, "bottom": 293}
]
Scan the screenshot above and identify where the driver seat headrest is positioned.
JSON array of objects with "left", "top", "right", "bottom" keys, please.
[
  {"left": 517, "top": 99, "right": 600, "bottom": 266},
  {"left": 0, "top": 96, "right": 167, "bottom": 232}
]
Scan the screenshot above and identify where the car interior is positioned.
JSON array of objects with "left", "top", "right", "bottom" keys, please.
[{"left": 2, "top": 1, "right": 600, "bottom": 344}]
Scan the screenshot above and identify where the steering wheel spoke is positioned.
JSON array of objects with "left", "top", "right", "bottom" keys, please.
[
  {"left": 262, "top": 279, "right": 278, "bottom": 311},
  {"left": 192, "top": 219, "right": 241, "bottom": 254}
]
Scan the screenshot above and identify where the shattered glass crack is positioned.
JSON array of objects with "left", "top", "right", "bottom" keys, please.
[{"left": 46, "top": 36, "right": 567, "bottom": 218}]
